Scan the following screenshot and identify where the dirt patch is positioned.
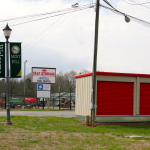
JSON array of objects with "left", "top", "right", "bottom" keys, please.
[{"left": 130, "top": 142, "right": 150, "bottom": 149}]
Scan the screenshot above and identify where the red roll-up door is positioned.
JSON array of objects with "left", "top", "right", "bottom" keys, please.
[
  {"left": 96, "top": 81, "right": 133, "bottom": 115},
  {"left": 140, "top": 83, "right": 150, "bottom": 115}
]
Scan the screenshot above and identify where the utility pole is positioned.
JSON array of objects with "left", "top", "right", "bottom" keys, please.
[{"left": 92, "top": 0, "right": 100, "bottom": 127}]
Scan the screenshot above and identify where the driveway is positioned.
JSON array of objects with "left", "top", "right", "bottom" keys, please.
[{"left": 0, "top": 110, "right": 75, "bottom": 117}]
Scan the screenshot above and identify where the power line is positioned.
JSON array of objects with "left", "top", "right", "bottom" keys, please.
[
  {"left": 13, "top": 0, "right": 50, "bottom": 35},
  {"left": 20, "top": 1, "right": 66, "bottom": 41},
  {"left": 0, "top": 4, "right": 93, "bottom": 29},
  {"left": 13, "top": 6, "right": 90, "bottom": 27},
  {"left": 108, "top": 0, "right": 122, "bottom": 11},
  {"left": 123, "top": 0, "right": 150, "bottom": 9},
  {"left": 0, "top": 1, "right": 40, "bottom": 30},
  {"left": 0, "top": 4, "right": 92, "bottom": 23},
  {"left": 23, "top": 1, "right": 78, "bottom": 50},
  {"left": 125, "top": 0, "right": 150, "bottom": 5},
  {"left": 100, "top": 3, "right": 150, "bottom": 27},
  {"left": 34, "top": 0, "right": 50, "bottom": 13},
  {"left": 23, "top": 0, "right": 90, "bottom": 54}
]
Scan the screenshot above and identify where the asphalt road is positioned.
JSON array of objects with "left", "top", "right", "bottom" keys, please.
[{"left": 0, "top": 110, "right": 75, "bottom": 117}]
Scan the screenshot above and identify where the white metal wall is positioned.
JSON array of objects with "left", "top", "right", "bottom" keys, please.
[{"left": 75, "top": 76, "right": 92, "bottom": 116}]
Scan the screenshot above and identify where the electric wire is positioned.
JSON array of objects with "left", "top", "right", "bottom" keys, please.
[
  {"left": 23, "top": 0, "right": 89, "bottom": 54},
  {"left": 22, "top": 0, "right": 78, "bottom": 50},
  {"left": 20, "top": 1, "right": 66, "bottom": 41},
  {"left": 0, "top": 3, "right": 93, "bottom": 23},
  {"left": 123, "top": 0, "right": 150, "bottom": 9},
  {"left": 13, "top": 0, "right": 50, "bottom": 35},
  {"left": 125, "top": 0, "right": 150, "bottom": 5},
  {"left": 23, "top": 2, "right": 150, "bottom": 55},
  {"left": 34, "top": 0, "right": 50, "bottom": 13},
  {"left": 100, "top": 4, "right": 150, "bottom": 27},
  {"left": 0, "top": 1, "right": 40, "bottom": 29},
  {"left": 0, "top": 4, "right": 93, "bottom": 29},
  {"left": 108, "top": 0, "right": 121, "bottom": 11}
]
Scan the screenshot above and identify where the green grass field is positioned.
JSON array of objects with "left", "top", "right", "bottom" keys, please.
[{"left": 0, "top": 116, "right": 150, "bottom": 149}]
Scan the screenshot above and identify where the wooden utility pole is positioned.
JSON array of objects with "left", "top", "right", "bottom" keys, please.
[{"left": 92, "top": 0, "right": 100, "bottom": 127}]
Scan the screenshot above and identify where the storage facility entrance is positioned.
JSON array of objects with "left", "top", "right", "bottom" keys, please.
[{"left": 96, "top": 81, "right": 133, "bottom": 115}]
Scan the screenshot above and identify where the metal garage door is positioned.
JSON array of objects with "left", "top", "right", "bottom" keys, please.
[
  {"left": 140, "top": 83, "right": 150, "bottom": 115},
  {"left": 96, "top": 81, "right": 133, "bottom": 115}
]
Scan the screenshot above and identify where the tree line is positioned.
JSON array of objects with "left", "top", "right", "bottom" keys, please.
[{"left": 0, "top": 69, "right": 89, "bottom": 97}]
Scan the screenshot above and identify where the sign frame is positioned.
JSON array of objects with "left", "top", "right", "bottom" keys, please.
[
  {"left": 37, "top": 91, "right": 51, "bottom": 98},
  {"left": 32, "top": 67, "right": 56, "bottom": 84},
  {"left": 36, "top": 83, "right": 51, "bottom": 98}
]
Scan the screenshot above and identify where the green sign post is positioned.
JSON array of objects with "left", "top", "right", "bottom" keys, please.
[
  {"left": 0, "top": 42, "right": 5, "bottom": 78},
  {"left": 10, "top": 42, "right": 21, "bottom": 78}
]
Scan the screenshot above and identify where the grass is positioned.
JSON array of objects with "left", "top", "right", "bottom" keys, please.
[{"left": 0, "top": 116, "right": 150, "bottom": 149}]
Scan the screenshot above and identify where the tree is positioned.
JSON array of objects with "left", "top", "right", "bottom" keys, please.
[
  {"left": 0, "top": 69, "right": 90, "bottom": 96},
  {"left": 51, "top": 70, "right": 78, "bottom": 93},
  {"left": 79, "top": 69, "right": 90, "bottom": 74},
  {"left": 25, "top": 73, "right": 36, "bottom": 97}
]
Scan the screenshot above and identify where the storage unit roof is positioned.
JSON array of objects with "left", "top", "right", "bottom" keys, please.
[{"left": 74, "top": 72, "right": 150, "bottom": 79}]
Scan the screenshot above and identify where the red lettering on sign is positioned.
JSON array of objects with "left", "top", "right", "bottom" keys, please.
[
  {"left": 33, "top": 71, "right": 55, "bottom": 76},
  {"left": 42, "top": 69, "right": 47, "bottom": 72}
]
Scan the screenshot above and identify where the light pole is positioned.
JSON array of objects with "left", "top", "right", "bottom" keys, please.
[
  {"left": 3, "top": 23, "right": 12, "bottom": 125},
  {"left": 24, "top": 60, "right": 27, "bottom": 97}
]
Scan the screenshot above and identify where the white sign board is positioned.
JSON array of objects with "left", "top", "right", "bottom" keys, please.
[
  {"left": 37, "top": 91, "right": 51, "bottom": 98},
  {"left": 32, "top": 67, "right": 56, "bottom": 83},
  {"left": 37, "top": 84, "right": 51, "bottom": 91}
]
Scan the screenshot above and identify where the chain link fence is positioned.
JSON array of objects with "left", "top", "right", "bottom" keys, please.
[{"left": 0, "top": 92, "right": 75, "bottom": 110}]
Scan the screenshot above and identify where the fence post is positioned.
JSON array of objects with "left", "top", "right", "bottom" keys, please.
[
  {"left": 53, "top": 97, "right": 54, "bottom": 109},
  {"left": 48, "top": 98, "right": 49, "bottom": 109},
  {"left": 70, "top": 87, "right": 71, "bottom": 110},
  {"left": 5, "top": 94, "right": 6, "bottom": 109},
  {"left": 43, "top": 98, "right": 44, "bottom": 110},
  {"left": 59, "top": 86, "right": 60, "bottom": 110}
]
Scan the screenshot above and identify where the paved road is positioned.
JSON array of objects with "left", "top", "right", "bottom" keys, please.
[{"left": 0, "top": 110, "right": 75, "bottom": 117}]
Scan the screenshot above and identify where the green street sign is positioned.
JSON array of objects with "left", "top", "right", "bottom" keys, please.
[
  {"left": 0, "top": 42, "right": 5, "bottom": 78},
  {"left": 10, "top": 42, "right": 22, "bottom": 78}
]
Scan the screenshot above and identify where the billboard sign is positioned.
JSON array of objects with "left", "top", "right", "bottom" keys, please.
[
  {"left": 32, "top": 67, "right": 56, "bottom": 83},
  {"left": 10, "top": 42, "right": 22, "bottom": 78},
  {"left": 37, "top": 84, "right": 51, "bottom": 91},
  {"left": 0, "top": 42, "right": 5, "bottom": 78},
  {"left": 24, "top": 97, "right": 36, "bottom": 103},
  {"left": 9, "top": 97, "right": 24, "bottom": 103}
]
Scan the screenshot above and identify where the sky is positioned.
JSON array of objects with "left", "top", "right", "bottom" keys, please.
[{"left": 0, "top": 0, "right": 150, "bottom": 78}]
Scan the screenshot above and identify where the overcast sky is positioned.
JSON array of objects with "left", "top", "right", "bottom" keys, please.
[{"left": 0, "top": 0, "right": 150, "bottom": 77}]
